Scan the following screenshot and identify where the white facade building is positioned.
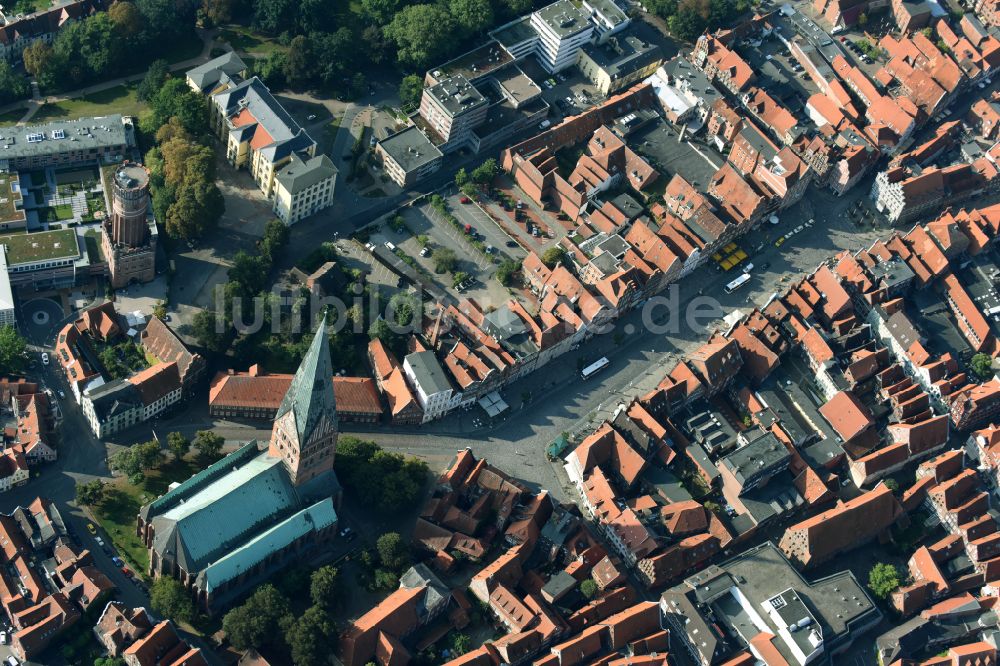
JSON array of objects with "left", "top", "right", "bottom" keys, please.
[{"left": 530, "top": 0, "right": 594, "bottom": 73}]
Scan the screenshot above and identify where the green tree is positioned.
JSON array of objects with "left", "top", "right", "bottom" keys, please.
[
  {"left": 580, "top": 579, "right": 598, "bottom": 599},
  {"left": 454, "top": 167, "right": 469, "bottom": 188},
  {"left": 432, "top": 247, "right": 457, "bottom": 273},
  {"left": 75, "top": 480, "right": 107, "bottom": 506},
  {"left": 22, "top": 40, "right": 54, "bottom": 79},
  {"left": 261, "top": 219, "right": 290, "bottom": 258},
  {"left": 368, "top": 318, "right": 400, "bottom": 353},
  {"left": 470, "top": 158, "right": 498, "bottom": 184},
  {"left": 228, "top": 250, "right": 272, "bottom": 298},
  {"left": 167, "top": 432, "right": 190, "bottom": 461},
  {"left": 867, "top": 562, "right": 901, "bottom": 599},
  {"left": 373, "top": 569, "right": 399, "bottom": 590},
  {"left": 388, "top": 292, "right": 420, "bottom": 327},
  {"left": 668, "top": 6, "right": 706, "bottom": 40},
  {"left": 971, "top": 352, "right": 994, "bottom": 380},
  {"left": 496, "top": 259, "right": 520, "bottom": 286},
  {"left": 252, "top": 0, "right": 297, "bottom": 34},
  {"left": 137, "top": 59, "right": 170, "bottom": 102},
  {"left": 0, "top": 325, "right": 27, "bottom": 375},
  {"left": 222, "top": 583, "right": 293, "bottom": 651},
  {"left": 152, "top": 301, "right": 167, "bottom": 320},
  {"left": 460, "top": 182, "right": 479, "bottom": 198},
  {"left": 310, "top": 565, "right": 340, "bottom": 610},
  {"left": 451, "top": 632, "right": 471, "bottom": 656},
  {"left": 108, "top": 1, "right": 143, "bottom": 40},
  {"left": 385, "top": 4, "right": 457, "bottom": 69},
  {"left": 452, "top": 271, "right": 471, "bottom": 288},
  {"left": 201, "top": 0, "right": 234, "bottom": 24},
  {"left": 362, "top": 0, "right": 402, "bottom": 24},
  {"left": 541, "top": 246, "right": 566, "bottom": 268},
  {"left": 192, "top": 309, "right": 228, "bottom": 353},
  {"left": 376, "top": 532, "right": 410, "bottom": 571},
  {"left": 858, "top": 11, "right": 868, "bottom": 25},
  {"left": 193, "top": 430, "right": 224, "bottom": 460},
  {"left": 399, "top": 74, "right": 424, "bottom": 108},
  {"left": 285, "top": 606, "right": 334, "bottom": 666},
  {"left": 284, "top": 35, "right": 314, "bottom": 86},
  {"left": 0, "top": 60, "right": 29, "bottom": 105},
  {"left": 883, "top": 478, "right": 899, "bottom": 493},
  {"left": 335, "top": 437, "right": 429, "bottom": 513},
  {"left": 150, "top": 577, "right": 194, "bottom": 622},
  {"left": 449, "top": 0, "right": 494, "bottom": 34}
]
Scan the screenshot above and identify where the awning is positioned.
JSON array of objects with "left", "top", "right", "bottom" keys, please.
[{"left": 478, "top": 391, "right": 509, "bottom": 417}]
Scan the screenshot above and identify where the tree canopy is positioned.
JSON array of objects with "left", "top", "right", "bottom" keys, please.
[
  {"left": 867, "top": 562, "right": 901, "bottom": 599},
  {"left": 385, "top": 5, "right": 457, "bottom": 69},
  {"left": 193, "top": 430, "right": 224, "bottom": 461},
  {"left": 150, "top": 577, "right": 194, "bottom": 623},
  {"left": 335, "top": 437, "right": 429, "bottom": 513},
  {"left": 222, "top": 583, "right": 293, "bottom": 651},
  {"left": 0, "top": 325, "right": 27, "bottom": 375}
]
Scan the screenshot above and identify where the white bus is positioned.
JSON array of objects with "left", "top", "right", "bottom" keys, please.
[
  {"left": 725, "top": 273, "right": 751, "bottom": 293},
  {"left": 581, "top": 357, "right": 610, "bottom": 379}
]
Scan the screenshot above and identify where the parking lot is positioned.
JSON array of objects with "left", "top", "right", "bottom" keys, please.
[{"left": 379, "top": 203, "right": 520, "bottom": 308}]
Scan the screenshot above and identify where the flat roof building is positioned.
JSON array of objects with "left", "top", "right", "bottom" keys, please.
[
  {"left": 531, "top": 0, "right": 594, "bottom": 73},
  {"left": 418, "top": 75, "right": 490, "bottom": 152},
  {"left": 661, "top": 541, "right": 881, "bottom": 666},
  {"left": 0, "top": 115, "right": 132, "bottom": 171},
  {"left": 578, "top": 33, "right": 664, "bottom": 95},
  {"left": 375, "top": 126, "right": 444, "bottom": 188}
]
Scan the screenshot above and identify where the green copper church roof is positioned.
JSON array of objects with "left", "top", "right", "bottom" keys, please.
[{"left": 275, "top": 313, "right": 336, "bottom": 442}]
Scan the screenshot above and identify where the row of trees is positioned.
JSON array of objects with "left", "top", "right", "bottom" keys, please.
[
  {"left": 22, "top": 0, "right": 196, "bottom": 91},
  {"left": 81, "top": 430, "right": 224, "bottom": 489},
  {"left": 236, "top": 0, "right": 537, "bottom": 94},
  {"left": 646, "top": 0, "right": 750, "bottom": 41}
]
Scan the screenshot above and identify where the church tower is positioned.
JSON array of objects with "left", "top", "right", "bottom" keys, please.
[{"left": 268, "top": 313, "right": 338, "bottom": 486}]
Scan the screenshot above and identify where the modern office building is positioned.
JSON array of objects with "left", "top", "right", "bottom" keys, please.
[
  {"left": 577, "top": 33, "right": 663, "bottom": 95},
  {"left": 417, "top": 75, "right": 490, "bottom": 151},
  {"left": 530, "top": 0, "right": 595, "bottom": 73},
  {"left": 375, "top": 126, "right": 444, "bottom": 187}
]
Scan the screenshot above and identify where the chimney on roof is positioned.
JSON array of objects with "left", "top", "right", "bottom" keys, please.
[{"left": 249, "top": 364, "right": 261, "bottom": 377}]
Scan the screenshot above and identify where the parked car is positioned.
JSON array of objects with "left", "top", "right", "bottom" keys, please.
[
  {"left": 506, "top": 240, "right": 518, "bottom": 248},
  {"left": 339, "top": 527, "right": 354, "bottom": 538},
  {"left": 6, "top": 655, "right": 19, "bottom": 666},
  {"left": 419, "top": 246, "right": 431, "bottom": 257},
  {"left": 95, "top": 536, "right": 104, "bottom": 547},
  {"left": 87, "top": 523, "right": 96, "bottom": 535},
  {"left": 41, "top": 352, "right": 49, "bottom": 365},
  {"left": 122, "top": 567, "right": 133, "bottom": 578},
  {"left": 759, "top": 262, "right": 771, "bottom": 271},
  {"left": 464, "top": 224, "right": 473, "bottom": 234},
  {"left": 307, "top": 114, "right": 317, "bottom": 120},
  {"left": 460, "top": 196, "right": 471, "bottom": 204},
  {"left": 0, "top": 631, "right": 7, "bottom": 645},
  {"left": 111, "top": 556, "right": 124, "bottom": 567},
  {"left": 57, "top": 390, "right": 65, "bottom": 400}
]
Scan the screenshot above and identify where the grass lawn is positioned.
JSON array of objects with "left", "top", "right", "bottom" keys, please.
[
  {"left": 0, "top": 106, "right": 26, "bottom": 127},
  {"left": 218, "top": 24, "right": 288, "bottom": 56},
  {"left": 91, "top": 456, "right": 206, "bottom": 576},
  {"left": 33, "top": 85, "right": 149, "bottom": 123}
]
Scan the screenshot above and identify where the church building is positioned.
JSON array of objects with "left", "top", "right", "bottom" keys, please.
[{"left": 136, "top": 315, "right": 340, "bottom": 612}]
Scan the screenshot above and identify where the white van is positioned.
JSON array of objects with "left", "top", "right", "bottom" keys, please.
[{"left": 384, "top": 241, "right": 396, "bottom": 252}]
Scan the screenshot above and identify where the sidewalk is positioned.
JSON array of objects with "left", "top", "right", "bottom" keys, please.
[{"left": 0, "top": 28, "right": 219, "bottom": 124}]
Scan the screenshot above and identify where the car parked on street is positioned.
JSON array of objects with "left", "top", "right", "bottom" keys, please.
[
  {"left": 41, "top": 352, "right": 49, "bottom": 365},
  {"left": 87, "top": 523, "right": 96, "bottom": 534}
]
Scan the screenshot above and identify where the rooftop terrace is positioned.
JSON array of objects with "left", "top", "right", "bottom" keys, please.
[{"left": 0, "top": 228, "right": 79, "bottom": 265}]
